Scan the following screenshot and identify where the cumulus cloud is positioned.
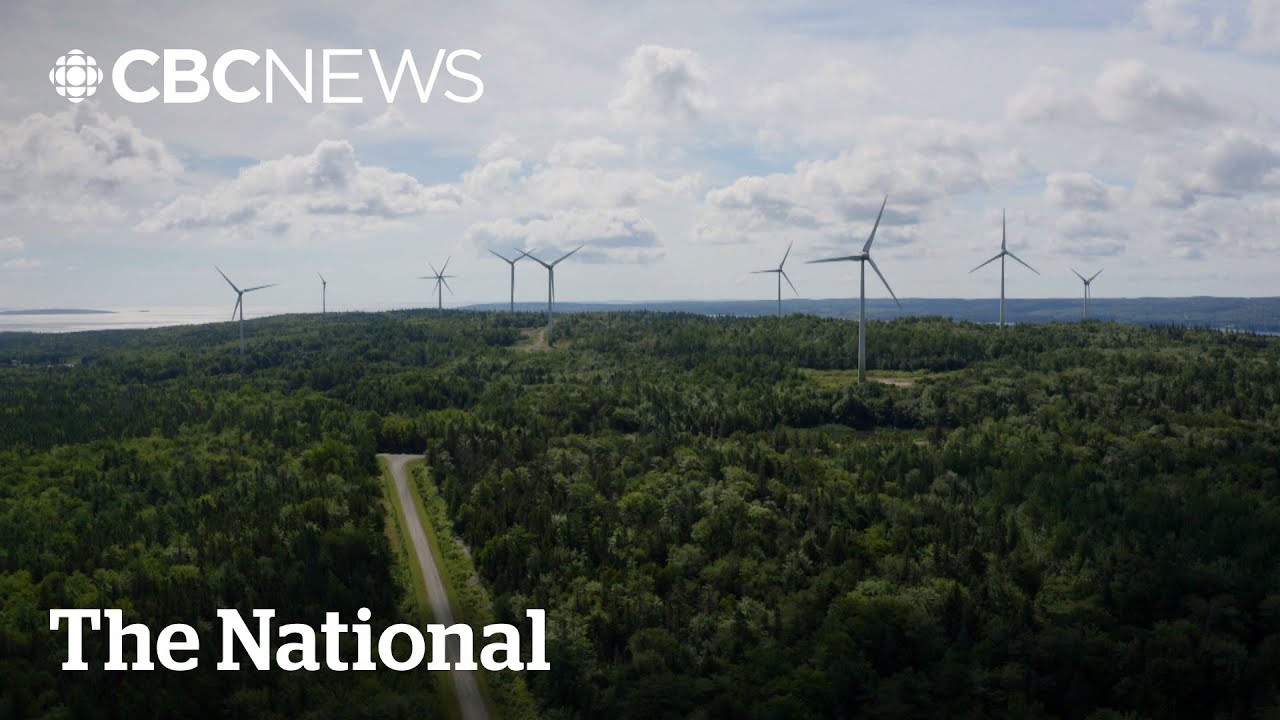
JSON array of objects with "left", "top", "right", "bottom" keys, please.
[
  {"left": 462, "top": 157, "right": 523, "bottom": 196},
  {"left": 609, "top": 45, "right": 711, "bottom": 127},
  {"left": 1008, "top": 60, "right": 1225, "bottom": 129},
  {"left": 1051, "top": 213, "right": 1129, "bottom": 257},
  {"left": 513, "top": 164, "right": 700, "bottom": 210},
  {"left": 1044, "top": 171, "right": 1120, "bottom": 210},
  {"left": 466, "top": 208, "right": 662, "bottom": 263},
  {"left": 1194, "top": 129, "right": 1280, "bottom": 194},
  {"left": 700, "top": 118, "right": 1023, "bottom": 243},
  {"left": 139, "top": 140, "right": 461, "bottom": 235},
  {"left": 1136, "top": 129, "right": 1280, "bottom": 207},
  {"left": 547, "top": 137, "right": 628, "bottom": 167},
  {"left": 0, "top": 103, "right": 181, "bottom": 218}
]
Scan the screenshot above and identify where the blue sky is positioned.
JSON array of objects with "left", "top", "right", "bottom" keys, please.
[{"left": 2, "top": 0, "right": 1280, "bottom": 313}]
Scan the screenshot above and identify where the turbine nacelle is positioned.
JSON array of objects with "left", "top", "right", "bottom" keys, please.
[{"left": 216, "top": 266, "right": 276, "bottom": 354}]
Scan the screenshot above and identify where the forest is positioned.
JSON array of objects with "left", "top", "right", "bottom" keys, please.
[{"left": 2, "top": 310, "right": 1280, "bottom": 719}]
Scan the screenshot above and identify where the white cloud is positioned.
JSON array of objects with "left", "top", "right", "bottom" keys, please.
[
  {"left": 1051, "top": 213, "right": 1129, "bottom": 257},
  {"left": 700, "top": 117, "right": 1023, "bottom": 245},
  {"left": 609, "top": 45, "right": 712, "bottom": 127},
  {"left": 1008, "top": 60, "right": 1224, "bottom": 129},
  {"left": 466, "top": 208, "right": 662, "bottom": 263},
  {"left": 0, "top": 103, "right": 181, "bottom": 219},
  {"left": 1136, "top": 129, "right": 1280, "bottom": 206},
  {"left": 1044, "top": 171, "right": 1121, "bottom": 210},
  {"left": 139, "top": 140, "right": 461, "bottom": 235},
  {"left": 462, "top": 156, "right": 524, "bottom": 196},
  {"left": 0, "top": 236, "right": 23, "bottom": 253},
  {"left": 547, "top": 137, "right": 628, "bottom": 167}
]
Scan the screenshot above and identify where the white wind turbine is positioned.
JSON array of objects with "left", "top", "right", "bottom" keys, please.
[
  {"left": 752, "top": 241, "right": 798, "bottom": 317},
  {"left": 807, "top": 195, "right": 901, "bottom": 383},
  {"left": 518, "top": 245, "right": 583, "bottom": 346},
  {"left": 489, "top": 250, "right": 523, "bottom": 312},
  {"left": 318, "top": 273, "right": 328, "bottom": 314},
  {"left": 1072, "top": 267, "right": 1102, "bottom": 320},
  {"left": 216, "top": 267, "right": 276, "bottom": 355},
  {"left": 419, "top": 258, "right": 455, "bottom": 311},
  {"left": 971, "top": 209, "right": 1038, "bottom": 328}
]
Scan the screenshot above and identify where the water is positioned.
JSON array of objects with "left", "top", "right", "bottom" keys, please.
[{"left": 0, "top": 306, "right": 295, "bottom": 333}]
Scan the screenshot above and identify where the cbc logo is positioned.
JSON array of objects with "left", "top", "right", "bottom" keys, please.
[
  {"left": 45, "top": 46, "right": 484, "bottom": 105},
  {"left": 49, "top": 49, "right": 104, "bottom": 103}
]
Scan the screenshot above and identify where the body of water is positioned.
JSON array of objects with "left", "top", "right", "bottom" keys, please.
[{"left": 0, "top": 307, "right": 293, "bottom": 333}]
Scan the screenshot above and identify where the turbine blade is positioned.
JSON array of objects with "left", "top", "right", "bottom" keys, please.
[
  {"left": 440, "top": 256, "right": 450, "bottom": 274},
  {"left": 216, "top": 266, "right": 240, "bottom": 293},
  {"left": 807, "top": 255, "right": 862, "bottom": 264},
  {"left": 518, "top": 248, "right": 551, "bottom": 268},
  {"left": 1072, "top": 268, "right": 1086, "bottom": 282},
  {"left": 867, "top": 257, "right": 901, "bottom": 308},
  {"left": 442, "top": 277, "right": 454, "bottom": 294},
  {"left": 489, "top": 249, "right": 512, "bottom": 263},
  {"left": 1007, "top": 252, "right": 1039, "bottom": 275},
  {"left": 428, "top": 261, "right": 439, "bottom": 276},
  {"left": 552, "top": 244, "right": 584, "bottom": 266},
  {"left": 317, "top": 272, "right": 326, "bottom": 284},
  {"left": 862, "top": 195, "right": 888, "bottom": 254},
  {"left": 1001, "top": 209, "right": 1007, "bottom": 251},
  {"left": 1089, "top": 268, "right": 1103, "bottom": 282},
  {"left": 781, "top": 270, "right": 798, "bottom": 296},
  {"left": 751, "top": 269, "right": 777, "bottom": 275},
  {"left": 970, "top": 253, "right": 1003, "bottom": 273},
  {"left": 779, "top": 240, "right": 793, "bottom": 269},
  {"left": 242, "top": 283, "right": 276, "bottom": 293},
  {"left": 232, "top": 296, "right": 241, "bottom": 320}
]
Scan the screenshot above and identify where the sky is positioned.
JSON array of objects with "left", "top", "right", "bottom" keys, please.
[{"left": 1, "top": 0, "right": 1279, "bottom": 313}]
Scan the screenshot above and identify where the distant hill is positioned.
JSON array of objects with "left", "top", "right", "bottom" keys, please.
[{"left": 465, "top": 297, "right": 1280, "bottom": 333}]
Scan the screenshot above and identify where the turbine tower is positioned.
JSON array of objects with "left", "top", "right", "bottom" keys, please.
[
  {"left": 419, "top": 258, "right": 455, "bottom": 311},
  {"left": 318, "top": 273, "right": 327, "bottom": 314},
  {"left": 1072, "top": 268, "right": 1102, "bottom": 320},
  {"left": 518, "top": 245, "right": 583, "bottom": 346},
  {"left": 216, "top": 267, "right": 276, "bottom": 355},
  {"left": 752, "top": 241, "right": 798, "bottom": 317},
  {"left": 807, "top": 195, "right": 901, "bottom": 383},
  {"left": 971, "top": 209, "right": 1038, "bottom": 328},
  {"left": 489, "top": 250, "right": 523, "bottom": 312}
]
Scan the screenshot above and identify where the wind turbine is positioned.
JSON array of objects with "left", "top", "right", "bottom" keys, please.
[
  {"left": 419, "top": 258, "right": 455, "bottom": 311},
  {"left": 318, "top": 273, "right": 327, "bottom": 314},
  {"left": 971, "top": 209, "right": 1038, "bottom": 328},
  {"left": 489, "top": 250, "right": 523, "bottom": 312},
  {"left": 517, "top": 245, "right": 583, "bottom": 346},
  {"left": 752, "top": 241, "right": 798, "bottom": 317},
  {"left": 807, "top": 195, "right": 900, "bottom": 383},
  {"left": 1071, "top": 268, "right": 1102, "bottom": 320},
  {"left": 216, "top": 267, "right": 276, "bottom": 355}
]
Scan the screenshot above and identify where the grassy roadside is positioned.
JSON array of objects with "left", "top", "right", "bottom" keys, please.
[
  {"left": 410, "top": 463, "right": 541, "bottom": 720},
  {"left": 378, "top": 456, "right": 462, "bottom": 720}
]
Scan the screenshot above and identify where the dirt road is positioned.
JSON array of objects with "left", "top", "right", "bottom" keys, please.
[{"left": 379, "top": 453, "right": 489, "bottom": 720}]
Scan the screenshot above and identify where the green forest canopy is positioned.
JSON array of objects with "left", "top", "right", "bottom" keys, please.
[{"left": 2, "top": 311, "right": 1280, "bottom": 719}]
